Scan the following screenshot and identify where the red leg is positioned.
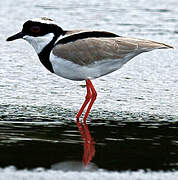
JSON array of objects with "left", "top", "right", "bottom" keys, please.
[
  {"left": 76, "top": 80, "right": 91, "bottom": 120},
  {"left": 83, "top": 79, "right": 97, "bottom": 123}
]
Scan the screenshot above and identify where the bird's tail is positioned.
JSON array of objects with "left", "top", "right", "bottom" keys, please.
[{"left": 136, "top": 39, "right": 174, "bottom": 52}]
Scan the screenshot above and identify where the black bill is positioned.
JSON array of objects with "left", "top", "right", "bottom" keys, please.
[{"left": 6, "top": 32, "right": 24, "bottom": 41}]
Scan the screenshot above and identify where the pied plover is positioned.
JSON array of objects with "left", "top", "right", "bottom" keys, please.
[{"left": 6, "top": 17, "right": 173, "bottom": 122}]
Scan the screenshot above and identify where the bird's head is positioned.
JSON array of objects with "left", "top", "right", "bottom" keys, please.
[{"left": 6, "top": 17, "right": 64, "bottom": 54}]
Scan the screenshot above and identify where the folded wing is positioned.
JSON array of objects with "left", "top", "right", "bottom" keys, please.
[{"left": 52, "top": 36, "right": 173, "bottom": 66}]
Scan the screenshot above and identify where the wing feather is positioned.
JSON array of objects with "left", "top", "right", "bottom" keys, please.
[{"left": 52, "top": 36, "right": 172, "bottom": 66}]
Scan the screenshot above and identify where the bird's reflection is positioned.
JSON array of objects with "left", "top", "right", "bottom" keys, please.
[{"left": 76, "top": 119, "right": 95, "bottom": 167}]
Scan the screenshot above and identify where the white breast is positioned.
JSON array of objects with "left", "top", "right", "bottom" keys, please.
[{"left": 49, "top": 52, "right": 132, "bottom": 81}]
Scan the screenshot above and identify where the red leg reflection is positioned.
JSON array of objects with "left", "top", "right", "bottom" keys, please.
[{"left": 76, "top": 119, "right": 95, "bottom": 167}]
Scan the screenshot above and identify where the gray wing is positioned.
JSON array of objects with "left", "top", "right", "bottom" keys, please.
[{"left": 52, "top": 37, "right": 172, "bottom": 66}]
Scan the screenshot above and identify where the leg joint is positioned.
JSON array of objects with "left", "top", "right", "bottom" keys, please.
[{"left": 85, "top": 93, "right": 92, "bottom": 100}]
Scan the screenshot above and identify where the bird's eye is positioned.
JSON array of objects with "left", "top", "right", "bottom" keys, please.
[{"left": 30, "top": 26, "right": 40, "bottom": 33}]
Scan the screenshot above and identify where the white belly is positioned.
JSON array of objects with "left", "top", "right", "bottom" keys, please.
[{"left": 50, "top": 52, "right": 134, "bottom": 81}]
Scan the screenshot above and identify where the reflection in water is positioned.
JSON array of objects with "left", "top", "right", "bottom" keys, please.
[
  {"left": 0, "top": 113, "right": 177, "bottom": 171},
  {"left": 76, "top": 120, "right": 95, "bottom": 167},
  {"left": 51, "top": 161, "right": 97, "bottom": 171}
]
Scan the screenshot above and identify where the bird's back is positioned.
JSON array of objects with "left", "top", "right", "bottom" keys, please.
[{"left": 52, "top": 31, "right": 173, "bottom": 66}]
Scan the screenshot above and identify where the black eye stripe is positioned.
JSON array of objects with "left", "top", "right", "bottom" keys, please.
[
  {"left": 22, "top": 20, "right": 63, "bottom": 37},
  {"left": 30, "top": 26, "right": 40, "bottom": 33}
]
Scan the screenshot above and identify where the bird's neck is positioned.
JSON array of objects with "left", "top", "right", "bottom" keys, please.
[
  {"left": 24, "top": 30, "right": 66, "bottom": 73},
  {"left": 37, "top": 33, "right": 59, "bottom": 73},
  {"left": 25, "top": 31, "right": 65, "bottom": 73},
  {"left": 37, "top": 31, "right": 67, "bottom": 73},
  {"left": 24, "top": 33, "right": 55, "bottom": 54}
]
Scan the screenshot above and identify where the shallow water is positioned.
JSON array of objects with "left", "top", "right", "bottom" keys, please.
[
  {"left": 0, "top": 110, "right": 178, "bottom": 171},
  {"left": 0, "top": 0, "right": 178, "bottom": 179}
]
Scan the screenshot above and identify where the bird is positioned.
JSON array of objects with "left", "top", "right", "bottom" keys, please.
[{"left": 6, "top": 17, "right": 173, "bottom": 122}]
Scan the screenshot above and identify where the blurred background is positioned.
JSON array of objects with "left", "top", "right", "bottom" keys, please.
[{"left": 0, "top": 0, "right": 178, "bottom": 179}]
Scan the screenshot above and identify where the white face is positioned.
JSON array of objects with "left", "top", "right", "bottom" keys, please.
[{"left": 23, "top": 33, "right": 54, "bottom": 54}]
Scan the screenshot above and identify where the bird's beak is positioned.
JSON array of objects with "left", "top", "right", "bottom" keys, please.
[{"left": 6, "top": 31, "right": 24, "bottom": 41}]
